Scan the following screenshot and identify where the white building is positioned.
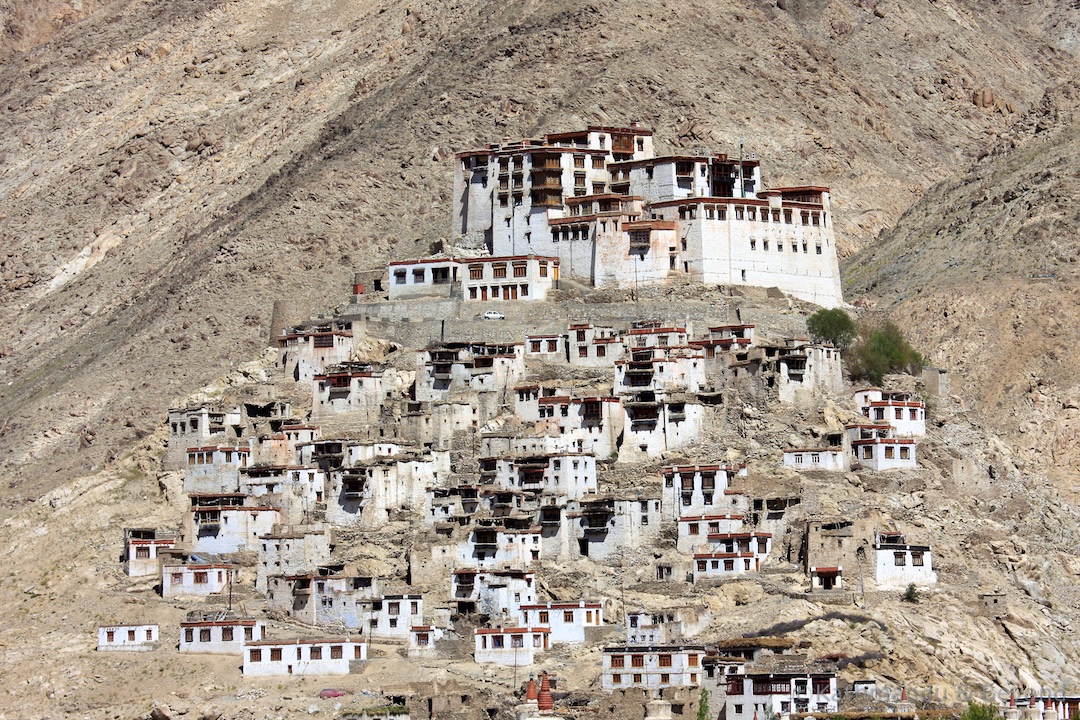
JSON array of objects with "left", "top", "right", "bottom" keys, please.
[
  {"left": 183, "top": 445, "right": 250, "bottom": 494},
  {"left": 242, "top": 638, "right": 366, "bottom": 676},
  {"left": 600, "top": 645, "right": 705, "bottom": 691},
  {"left": 162, "top": 562, "right": 238, "bottom": 599},
  {"left": 453, "top": 126, "right": 843, "bottom": 307},
  {"left": 873, "top": 530, "right": 937, "bottom": 590},
  {"left": 277, "top": 320, "right": 356, "bottom": 384},
  {"left": 570, "top": 496, "right": 663, "bottom": 560},
  {"left": 457, "top": 525, "right": 542, "bottom": 568},
  {"left": 165, "top": 405, "right": 241, "bottom": 470},
  {"left": 123, "top": 528, "right": 177, "bottom": 577},
  {"left": 265, "top": 573, "right": 381, "bottom": 628},
  {"left": 846, "top": 424, "right": 917, "bottom": 471},
  {"left": 567, "top": 322, "right": 623, "bottom": 367},
  {"left": 185, "top": 495, "right": 281, "bottom": 554},
  {"left": 676, "top": 514, "right": 746, "bottom": 554},
  {"left": 724, "top": 667, "right": 838, "bottom": 719},
  {"left": 664, "top": 464, "right": 747, "bottom": 520},
  {"left": 408, "top": 625, "right": 445, "bottom": 658},
  {"left": 368, "top": 595, "right": 424, "bottom": 641},
  {"left": 180, "top": 612, "right": 266, "bottom": 655},
  {"left": 97, "top": 624, "right": 158, "bottom": 652},
  {"left": 777, "top": 343, "right": 844, "bottom": 406},
  {"left": 853, "top": 388, "right": 926, "bottom": 437},
  {"left": 474, "top": 627, "right": 550, "bottom": 666},
  {"left": 387, "top": 255, "right": 560, "bottom": 302},
  {"left": 515, "top": 601, "right": 604, "bottom": 644},
  {"left": 256, "top": 528, "right": 332, "bottom": 593},
  {"left": 312, "top": 363, "right": 386, "bottom": 422},
  {"left": 451, "top": 568, "right": 537, "bottom": 616},
  {"left": 782, "top": 446, "right": 849, "bottom": 472},
  {"left": 525, "top": 334, "right": 566, "bottom": 359}
]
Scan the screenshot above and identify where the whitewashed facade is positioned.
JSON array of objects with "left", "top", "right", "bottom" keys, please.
[{"left": 242, "top": 638, "right": 366, "bottom": 676}]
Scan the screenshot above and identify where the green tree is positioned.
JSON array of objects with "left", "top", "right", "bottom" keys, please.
[
  {"left": 697, "top": 688, "right": 710, "bottom": 720},
  {"left": 806, "top": 308, "right": 857, "bottom": 350},
  {"left": 961, "top": 702, "right": 1002, "bottom": 720},
  {"left": 903, "top": 583, "right": 920, "bottom": 603},
  {"left": 847, "top": 320, "right": 924, "bottom": 385}
]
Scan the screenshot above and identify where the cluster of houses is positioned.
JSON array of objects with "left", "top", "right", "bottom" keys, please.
[
  {"left": 100, "top": 126, "right": 947, "bottom": 714},
  {"left": 110, "top": 301, "right": 937, "bottom": 691}
]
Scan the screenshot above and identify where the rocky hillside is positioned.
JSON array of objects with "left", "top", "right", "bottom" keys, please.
[
  {"left": 843, "top": 78, "right": 1080, "bottom": 495},
  {"left": 0, "top": 0, "right": 1078, "bottom": 508}
]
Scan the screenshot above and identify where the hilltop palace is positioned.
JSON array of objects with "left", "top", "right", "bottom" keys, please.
[{"left": 448, "top": 124, "right": 843, "bottom": 307}]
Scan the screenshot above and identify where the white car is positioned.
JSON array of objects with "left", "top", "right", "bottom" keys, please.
[{"left": 482, "top": 310, "right": 506, "bottom": 321}]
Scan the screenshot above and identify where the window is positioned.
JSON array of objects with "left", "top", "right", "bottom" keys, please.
[
  {"left": 862, "top": 446, "right": 873, "bottom": 459},
  {"left": 794, "top": 454, "right": 803, "bottom": 464},
  {"left": 310, "top": 646, "right": 322, "bottom": 660},
  {"left": 612, "top": 674, "right": 622, "bottom": 684},
  {"left": 200, "top": 628, "right": 211, "bottom": 642},
  {"left": 270, "top": 648, "right": 282, "bottom": 661},
  {"left": 912, "top": 551, "right": 924, "bottom": 566},
  {"left": 750, "top": 239, "right": 756, "bottom": 251},
  {"left": 388, "top": 601, "right": 400, "bottom": 615},
  {"left": 106, "top": 630, "right": 115, "bottom": 643},
  {"left": 900, "top": 447, "right": 910, "bottom": 460},
  {"left": 492, "top": 635, "right": 505, "bottom": 648},
  {"left": 576, "top": 330, "right": 586, "bottom": 341},
  {"left": 688, "top": 523, "right": 699, "bottom": 535},
  {"left": 412, "top": 269, "right": 425, "bottom": 283},
  {"left": 784, "top": 209, "right": 793, "bottom": 223},
  {"left": 885, "top": 446, "right": 895, "bottom": 459},
  {"left": 493, "top": 264, "right": 507, "bottom": 279},
  {"left": 511, "top": 634, "right": 524, "bottom": 648},
  {"left": 574, "top": 155, "right": 585, "bottom": 168},
  {"left": 222, "top": 627, "right": 234, "bottom": 641},
  {"left": 469, "top": 265, "right": 483, "bottom": 280},
  {"left": 135, "top": 546, "right": 150, "bottom": 559},
  {"left": 194, "top": 572, "right": 208, "bottom": 584},
  {"left": 611, "top": 655, "right": 625, "bottom": 668},
  {"left": 816, "top": 244, "right": 822, "bottom": 255},
  {"left": 894, "top": 552, "right": 907, "bottom": 566},
  {"left": 659, "top": 654, "right": 672, "bottom": 667},
  {"left": 596, "top": 345, "right": 606, "bottom": 357},
  {"left": 249, "top": 649, "right": 262, "bottom": 662},
  {"left": 244, "top": 627, "right": 253, "bottom": 641},
  {"left": 394, "top": 271, "right": 406, "bottom": 285},
  {"left": 539, "top": 263, "right": 548, "bottom": 277},
  {"left": 631, "top": 655, "right": 645, "bottom": 668},
  {"left": 633, "top": 674, "right": 643, "bottom": 683},
  {"left": 563, "top": 610, "right": 574, "bottom": 622},
  {"left": 331, "top": 645, "right": 343, "bottom": 659},
  {"left": 592, "top": 156, "right": 605, "bottom": 169},
  {"left": 531, "top": 340, "right": 541, "bottom": 352},
  {"left": 688, "top": 654, "right": 700, "bottom": 667},
  {"left": 539, "top": 611, "right": 549, "bottom": 623},
  {"left": 547, "top": 340, "right": 557, "bottom": 352},
  {"left": 578, "top": 346, "right": 588, "bottom": 358},
  {"left": 513, "top": 263, "right": 527, "bottom": 278},
  {"left": 354, "top": 645, "right": 364, "bottom": 659}
]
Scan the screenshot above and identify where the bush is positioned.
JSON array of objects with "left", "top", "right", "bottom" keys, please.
[
  {"left": 903, "top": 583, "right": 920, "bottom": 603},
  {"left": 961, "top": 702, "right": 1002, "bottom": 720},
  {"left": 806, "top": 308, "right": 857, "bottom": 350},
  {"left": 847, "top": 320, "right": 924, "bottom": 385},
  {"left": 697, "top": 688, "right": 710, "bottom": 720}
]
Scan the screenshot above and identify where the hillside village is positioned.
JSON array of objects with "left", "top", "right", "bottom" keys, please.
[{"left": 87, "top": 127, "right": 1073, "bottom": 720}]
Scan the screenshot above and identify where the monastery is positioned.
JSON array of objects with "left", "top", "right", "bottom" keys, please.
[{"left": 99, "top": 125, "right": 989, "bottom": 720}]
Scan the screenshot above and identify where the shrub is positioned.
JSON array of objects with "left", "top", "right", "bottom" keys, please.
[
  {"left": 847, "top": 320, "right": 924, "bottom": 385},
  {"left": 961, "top": 702, "right": 1002, "bottom": 720},
  {"left": 903, "top": 583, "right": 920, "bottom": 603},
  {"left": 806, "top": 308, "right": 857, "bottom": 350},
  {"left": 697, "top": 689, "right": 710, "bottom": 720}
]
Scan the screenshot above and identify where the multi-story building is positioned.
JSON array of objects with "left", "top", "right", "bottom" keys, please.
[
  {"left": 600, "top": 645, "right": 706, "bottom": 691},
  {"left": 452, "top": 126, "right": 842, "bottom": 307}
]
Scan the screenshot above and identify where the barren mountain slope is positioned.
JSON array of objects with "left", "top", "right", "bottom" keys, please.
[
  {"left": 843, "top": 78, "right": 1080, "bottom": 494},
  {"left": 0, "top": 0, "right": 1078, "bottom": 505}
]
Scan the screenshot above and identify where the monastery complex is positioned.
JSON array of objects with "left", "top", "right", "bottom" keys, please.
[{"left": 94, "top": 126, "right": 1047, "bottom": 720}]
